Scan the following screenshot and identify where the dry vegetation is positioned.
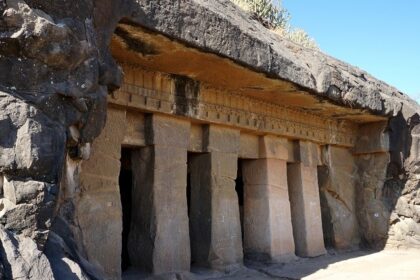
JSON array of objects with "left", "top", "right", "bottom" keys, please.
[{"left": 230, "top": 0, "right": 319, "bottom": 49}]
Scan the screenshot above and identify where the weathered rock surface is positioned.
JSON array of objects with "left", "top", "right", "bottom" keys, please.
[
  {"left": 385, "top": 116, "right": 420, "bottom": 248},
  {"left": 0, "top": 225, "right": 99, "bottom": 279},
  {"left": 0, "top": 0, "right": 124, "bottom": 278},
  {"left": 319, "top": 146, "right": 360, "bottom": 250},
  {"left": 0, "top": 0, "right": 419, "bottom": 279},
  {"left": 128, "top": 0, "right": 417, "bottom": 118}
]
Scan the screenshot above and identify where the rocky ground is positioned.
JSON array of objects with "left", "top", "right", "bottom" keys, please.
[{"left": 123, "top": 249, "right": 420, "bottom": 280}]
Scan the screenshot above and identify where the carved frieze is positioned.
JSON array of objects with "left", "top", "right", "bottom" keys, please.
[{"left": 109, "top": 66, "right": 358, "bottom": 147}]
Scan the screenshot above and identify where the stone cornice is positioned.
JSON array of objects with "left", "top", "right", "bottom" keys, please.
[{"left": 110, "top": 67, "right": 358, "bottom": 147}]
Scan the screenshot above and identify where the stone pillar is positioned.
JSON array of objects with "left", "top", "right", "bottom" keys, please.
[
  {"left": 128, "top": 114, "right": 191, "bottom": 274},
  {"left": 242, "top": 136, "right": 295, "bottom": 262},
  {"left": 78, "top": 107, "right": 126, "bottom": 279},
  {"left": 189, "top": 125, "right": 243, "bottom": 270},
  {"left": 288, "top": 141, "right": 326, "bottom": 257}
]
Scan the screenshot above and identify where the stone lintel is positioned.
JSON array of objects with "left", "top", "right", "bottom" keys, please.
[
  {"left": 242, "top": 159, "right": 296, "bottom": 262},
  {"left": 259, "top": 135, "right": 293, "bottom": 161},
  {"left": 122, "top": 111, "right": 146, "bottom": 147},
  {"left": 294, "top": 140, "right": 322, "bottom": 166},
  {"left": 203, "top": 125, "right": 240, "bottom": 153},
  {"left": 240, "top": 133, "right": 259, "bottom": 159},
  {"left": 189, "top": 124, "right": 204, "bottom": 152},
  {"left": 354, "top": 121, "right": 389, "bottom": 155},
  {"left": 145, "top": 114, "right": 191, "bottom": 148}
]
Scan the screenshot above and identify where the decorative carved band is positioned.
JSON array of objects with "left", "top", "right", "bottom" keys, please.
[{"left": 109, "top": 66, "right": 358, "bottom": 147}]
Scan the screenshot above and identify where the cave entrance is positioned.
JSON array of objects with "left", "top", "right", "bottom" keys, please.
[
  {"left": 186, "top": 152, "right": 193, "bottom": 266},
  {"left": 119, "top": 147, "right": 134, "bottom": 271},
  {"left": 235, "top": 159, "right": 245, "bottom": 244},
  {"left": 317, "top": 165, "right": 335, "bottom": 249},
  {"left": 187, "top": 152, "right": 206, "bottom": 266},
  {"left": 187, "top": 153, "right": 193, "bottom": 220}
]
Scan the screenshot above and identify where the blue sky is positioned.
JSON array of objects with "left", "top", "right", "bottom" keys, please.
[{"left": 282, "top": 0, "right": 420, "bottom": 102}]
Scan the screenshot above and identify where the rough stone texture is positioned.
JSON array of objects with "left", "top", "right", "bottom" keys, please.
[
  {"left": 44, "top": 232, "right": 92, "bottom": 280},
  {"left": 0, "top": 0, "right": 125, "bottom": 278},
  {"left": 242, "top": 158, "right": 296, "bottom": 262},
  {"left": 0, "top": 92, "right": 64, "bottom": 246},
  {"left": 128, "top": 0, "right": 418, "bottom": 118},
  {"left": 0, "top": 225, "right": 95, "bottom": 280},
  {"left": 129, "top": 115, "right": 191, "bottom": 274},
  {"left": 0, "top": 225, "right": 54, "bottom": 279},
  {"left": 0, "top": 0, "right": 419, "bottom": 278},
  {"left": 381, "top": 116, "right": 420, "bottom": 249},
  {"left": 189, "top": 126, "right": 243, "bottom": 270},
  {"left": 0, "top": 93, "right": 66, "bottom": 183},
  {"left": 352, "top": 117, "right": 420, "bottom": 250},
  {"left": 356, "top": 153, "right": 391, "bottom": 248},
  {"left": 319, "top": 146, "right": 360, "bottom": 250},
  {"left": 354, "top": 121, "right": 389, "bottom": 154},
  {"left": 393, "top": 118, "right": 420, "bottom": 248}
]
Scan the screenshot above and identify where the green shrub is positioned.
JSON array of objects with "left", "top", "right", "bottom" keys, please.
[
  {"left": 230, "top": 0, "right": 319, "bottom": 49},
  {"left": 231, "top": 0, "right": 290, "bottom": 29},
  {"left": 275, "top": 28, "right": 319, "bottom": 49}
]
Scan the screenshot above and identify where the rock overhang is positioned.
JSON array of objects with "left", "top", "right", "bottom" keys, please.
[
  {"left": 0, "top": 1, "right": 419, "bottom": 279},
  {"left": 112, "top": 0, "right": 418, "bottom": 123}
]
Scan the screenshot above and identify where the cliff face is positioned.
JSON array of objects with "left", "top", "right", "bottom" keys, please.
[
  {"left": 0, "top": 0, "right": 418, "bottom": 279},
  {"left": 383, "top": 115, "right": 420, "bottom": 249},
  {"left": 0, "top": 0, "right": 125, "bottom": 278}
]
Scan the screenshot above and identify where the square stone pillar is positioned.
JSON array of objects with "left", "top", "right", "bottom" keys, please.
[
  {"left": 189, "top": 125, "right": 243, "bottom": 270},
  {"left": 78, "top": 107, "right": 126, "bottom": 279},
  {"left": 128, "top": 114, "right": 191, "bottom": 274},
  {"left": 242, "top": 136, "right": 295, "bottom": 262},
  {"left": 287, "top": 141, "right": 326, "bottom": 257}
]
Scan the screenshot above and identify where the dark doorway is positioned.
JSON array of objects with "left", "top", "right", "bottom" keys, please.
[
  {"left": 187, "top": 153, "right": 193, "bottom": 219},
  {"left": 119, "top": 148, "right": 134, "bottom": 271},
  {"left": 235, "top": 159, "right": 245, "bottom": 241},
  {"left": 317, "top": 165, "right": 335, "bottom": 249},
  {"left": 187, "top": 152, "right": 202, "bottom": 266}
]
